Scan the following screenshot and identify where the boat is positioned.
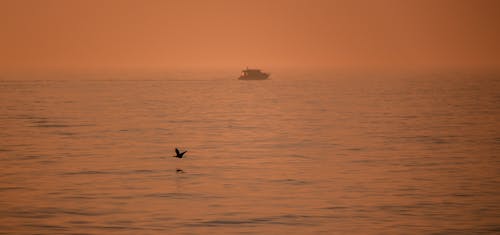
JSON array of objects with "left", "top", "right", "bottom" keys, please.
[{"left": 238, "top": 67, "right": 270, "bottom": 80}]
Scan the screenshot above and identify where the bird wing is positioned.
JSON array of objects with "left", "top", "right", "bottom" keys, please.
[{"left": 175, "top": 148, "right": 180, "bottom": 155}]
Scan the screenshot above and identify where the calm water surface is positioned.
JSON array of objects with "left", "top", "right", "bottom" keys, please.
[{"left": 0, "top": 72, "right": 499, "bottom": 234}]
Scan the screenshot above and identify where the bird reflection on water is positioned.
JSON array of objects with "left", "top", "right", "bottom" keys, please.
[{"left": 173, "top": 148, "right": 187, "bottom": 174}]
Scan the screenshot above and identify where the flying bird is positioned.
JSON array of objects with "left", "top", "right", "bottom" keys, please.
[{"left": 173, "top": 148, "right": 187, "bottom": 158}]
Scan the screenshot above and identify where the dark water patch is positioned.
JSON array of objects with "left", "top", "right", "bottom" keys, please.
[
  {"left": 0, "top": 186, "right": 26, "bottom": 191},
  {"left": 271, "top": 178, "right": 308, "bottom": 185},
  {"left": 5, "top": 207, "right": 116, "bottom": 219},
  {"left": 452, "top": 193, "right": 474, "bottom": 197},
  {"left": 23, "top": 223, "right": 68, "bottom": 230},
  {"left": 86, "top": 168, "right": 157, "bottom": 176},
  {"left": 107, "top": 220, "right": 134, "bottom": 225},
  {"left": 6, "top": 209, "right": 57, "bottom": 219},
  {"left": 119, "top": 127, "right": 158, "bottom": 133},
  {"left": 322, "top": 206, "right": 349, "bottom": 210},
  {"left": 401, "top": 135, "right": 450, "bottom": 145},
  {"left": 483, "top": 225, "right": 500, "bottom": 233},
  {"left": 401, "top": 161, "right": 441, "bottom": 168},
  {"left": 32, "top": 123, "right": 95, "bottom": 128},
  {"left": 376, "top": 205, "right": 419, "bottom": 216},
  {"left": 7, "top": 213, "right": 51, "bottom": 219},
  {"left": 431, "top": 226, "right": 500, "bottom": 235},
  {"left": 431, "top": 138, "right": 448, "bottom": 144},
  {"left": 145, "top": 192, "right": 194, "bottom": 199},
  {"left": 27, "top": 117, "right": 95, "bottom": 129},
  {"left": 168, "top": 119, "right": 196, "bottom": 124},
  {"left": 33, "top": 124, "right": 71, "bottom": 128},
  {"left": 85, "top": 225, "right": 143, "bottom": 231},
  {"left": 62, "top": 170, "right": 113, "bottom": 176},
  {"left": 63, "top": 210, "right": 111, "bottom": 216},
  {"left": 227, "top": 124, "right": 258, "bottom": 131},
  {"left": 55, "top": 131, "right": 77, "bottom": 136},
  {"left": 438, "top": 201, "right": 468, "bottom": 207},
  {"left": 109, "top": 195, "right": 135, "bottom": 200},
  {"left": 393, "top": 193, "right": 422, "bottom": 198},
  {"left": 289, "top": 154, "right": 309, "bottom": 159},
  {"left": 174, "top": 171, "right": 207, "bottom": 177},
  {"left": 31, "top": 119, "right": 50, "bottom": 124},
  {"left": 62, "top": 195, "right": 99, "bottom": 200},
  {"left": 399, "top": 115, "right": 419, "bottom": 119},
  {"left": 145, "top": 192, "right": 220, "bottom": 200},
  {"left": 345, "top": 147, "right": 364, "bottom": 151},
  {"left": 186, "top": 214, "right": 317, "bottom": 227}
]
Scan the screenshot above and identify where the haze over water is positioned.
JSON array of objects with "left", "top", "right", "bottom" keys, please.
[{"left": 0, "top": 71, "right": 499, "bottom": 234}]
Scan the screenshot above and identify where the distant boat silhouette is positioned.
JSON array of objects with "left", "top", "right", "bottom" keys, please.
[
  {"left": 238, "top": 67, "right": 270, "bottom": 80},
  {"left": 172, "top": 148, "right": 187, "bottom": 158}
]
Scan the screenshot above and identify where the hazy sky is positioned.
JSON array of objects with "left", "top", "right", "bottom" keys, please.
[{"left": 1, "top": 0, "right": 499, "bottom": 72}]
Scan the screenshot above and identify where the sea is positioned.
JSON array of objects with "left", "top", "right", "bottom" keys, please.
[{"left": 0, "top": 70, "right": 499, "bottom": 234}]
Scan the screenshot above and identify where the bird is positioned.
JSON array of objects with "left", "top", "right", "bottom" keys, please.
[{"left": 172, "top": 148, "right": 187, "bottom": 158}]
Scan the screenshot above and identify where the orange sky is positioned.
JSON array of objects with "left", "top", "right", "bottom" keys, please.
[{"left": 1, "top": 0, "right": 499, "bottom": 73}]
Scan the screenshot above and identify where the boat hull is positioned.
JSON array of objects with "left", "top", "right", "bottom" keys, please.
[{"left": 238, "top": 74, "right": 270, "bottom": 80}]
